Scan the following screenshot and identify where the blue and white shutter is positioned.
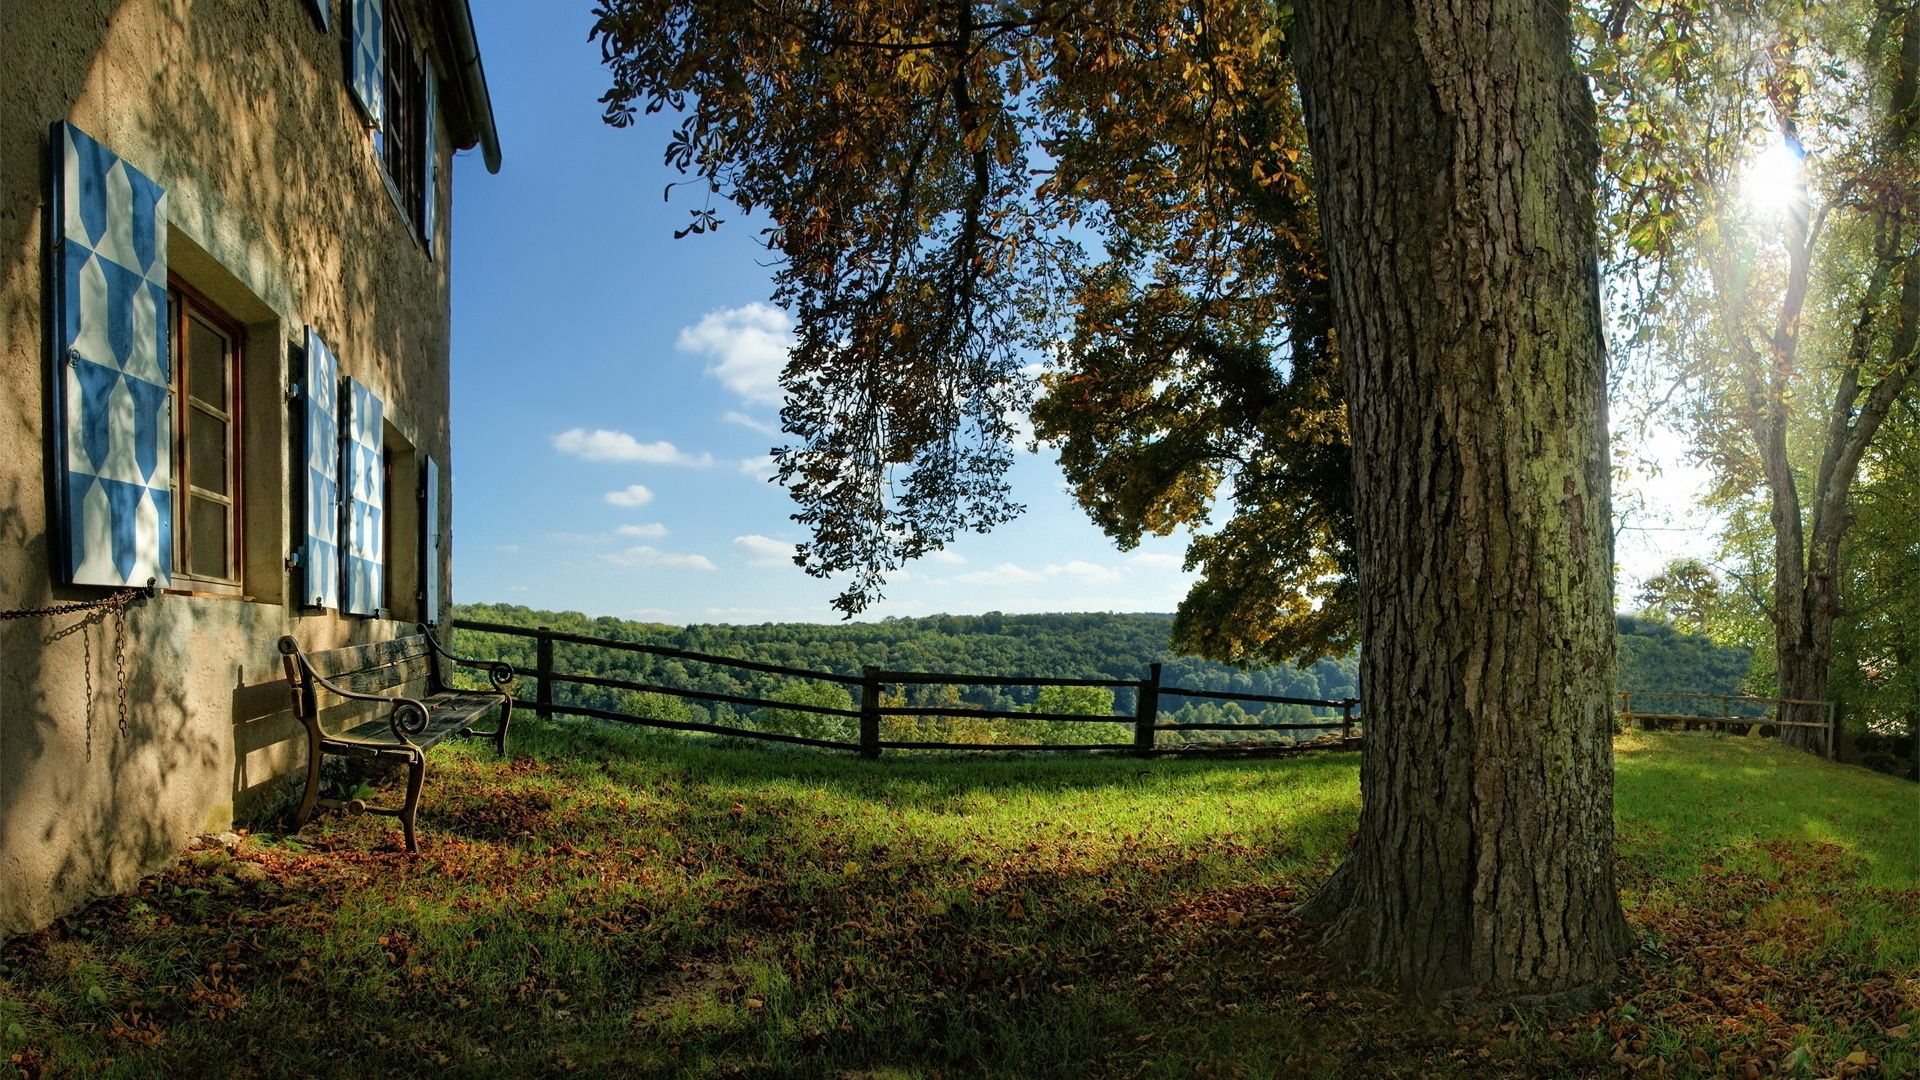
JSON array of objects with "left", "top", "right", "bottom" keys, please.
[
  {"left": 50, "top": 122, "right": 172, "bottom": 589},
  {"left": 420, "top": 455, "right": 441, "bottom": 624},
  {"left": 421, "top": 64, "right": 438, "bottom": 255},
  {"left": 343, "top": 378, "right": 385, "bottom": 616},
  {"left": 298, "top": 329, "right": 341, "bottom": 608},
  {"left": 348, "top": 0, "right": 384, "bottom": 129}
]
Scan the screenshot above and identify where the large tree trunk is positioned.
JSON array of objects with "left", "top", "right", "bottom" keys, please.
[{"left": 1290, "top": 1, "right": 1632, "bottom": 1000}]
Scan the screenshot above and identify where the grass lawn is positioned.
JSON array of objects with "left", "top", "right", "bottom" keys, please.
[{"left": 3, "top": 724, "right": 1916, "bottom": 1078}]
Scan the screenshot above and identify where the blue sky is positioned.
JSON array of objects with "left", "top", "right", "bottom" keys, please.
[{"left": 447, "top": 2, "right": 1710, "bottom": 626}]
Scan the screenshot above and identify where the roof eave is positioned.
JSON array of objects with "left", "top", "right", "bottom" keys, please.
[{"left": 440, "top": 0, "right": 501, "bottom": 173}]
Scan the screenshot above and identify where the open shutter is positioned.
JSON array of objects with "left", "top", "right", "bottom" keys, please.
[
  {"left": 298, "top": 329, "right": 341, "bottom": 609},
  {"left": 343, "top": 378, "right": 385, "bottom": 616},
  {"left": 421, "top": 64, "right": 438, "bottom": 256},
  {"left": 50, "top": 122, "right": 172, "bottom": 589},
  {"left": 420, "top": 455, "right": 441, "bottom": 625},
  {"left": 348, "top": 0, "right": 384, "bottom": 129}
]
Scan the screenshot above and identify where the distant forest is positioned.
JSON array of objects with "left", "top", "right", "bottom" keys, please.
[{"left": 449, "top": 604, "right": 1751, "bottom": 746}]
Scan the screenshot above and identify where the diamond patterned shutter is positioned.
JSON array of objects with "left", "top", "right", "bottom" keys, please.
[
  {"left": 50, "top": 122, "right": 172, "bottom": 589},
  {"left": 421, "top": 63, "right": 438, "bottom": 256},
  {"left": 343, "top": 378, "right": 386, "bottom": 616},
  {"left": 420, "top": 455, "right": 441, "bottom": 625},
  {"left": 298, "top": 329, "right": 341, "bottom": 609},
  {"left": 348, "top": 0, "right": 384, "bottom": 129}
]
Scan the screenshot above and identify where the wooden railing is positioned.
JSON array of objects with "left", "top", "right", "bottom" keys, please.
[
  {"left": 1616, "top": 690, "right": 1837, "bottom": 759},
  {"left": 451, "top": 619, "right": 1363, "bottom": 758}
]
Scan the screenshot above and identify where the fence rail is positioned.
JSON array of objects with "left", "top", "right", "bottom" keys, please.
[
  {"left": 450, "top": 619, "right": 1364, "bottom": 758},
  {"left": 1616, "top": 690, "right": 1837, "bottom": 759}
]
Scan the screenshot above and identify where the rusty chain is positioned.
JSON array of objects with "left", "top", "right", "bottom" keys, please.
[{"left": 7, "top": 584, "right": 153, "bottom": 761}]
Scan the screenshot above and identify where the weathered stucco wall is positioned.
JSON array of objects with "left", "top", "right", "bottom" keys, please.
[{"left": 0, "top": 0, "right": 460, "bottom": 935}]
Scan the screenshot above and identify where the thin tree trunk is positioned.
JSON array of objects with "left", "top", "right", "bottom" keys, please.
[{"left": 1290, "top": 0, "right": 1631, "bottom": 1001}]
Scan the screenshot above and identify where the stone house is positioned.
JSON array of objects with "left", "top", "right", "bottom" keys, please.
[{"left": 0, "top": 0, "right": 501, "bottom": 935}]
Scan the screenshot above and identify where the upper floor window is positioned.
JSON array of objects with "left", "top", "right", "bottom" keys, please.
[
  {"left": 376, "top": 5, "right": 426, "bottom": 236},
  {"left": 168, "top": 281, "right": 244, "bottom": 592}
]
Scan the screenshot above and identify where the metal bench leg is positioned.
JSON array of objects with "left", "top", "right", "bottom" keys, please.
[
  {"left": 400, "top": 751, "right": 426, "bottom": 853},
  {"left": 293, "top": 735, "right": 323, "bottom": 832},
  {"left": 495, "top": 698, "right": 513, "bottom": 758}
]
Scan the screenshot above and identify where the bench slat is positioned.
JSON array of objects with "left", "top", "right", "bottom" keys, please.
[
  {"left": 319, "top": 655, "right": 436, "bottom": 700},
  {"left": 302, "top": 635, "right": 434, "bottom": 681},
  {"left": 334, "top": 692, "right": 503, "bottom": 750}
]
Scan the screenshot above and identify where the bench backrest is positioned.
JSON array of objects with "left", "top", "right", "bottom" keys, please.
[{"left": 281, "top": 635, "right": 439, "bottom": 727}]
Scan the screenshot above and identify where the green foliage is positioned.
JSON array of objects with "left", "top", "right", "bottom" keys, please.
[
  {"left": 1832, "top": 399, "right": 1920, "bottom": 742},
  {"left": 3, "top": 725, "right": 1914, "bottom": 1076},
  {"left": 759, "top": 681, "right": 859, "bottom": 744},
  {"left": 1018, "top": 684, "right": 1122, "bottom": 746}
]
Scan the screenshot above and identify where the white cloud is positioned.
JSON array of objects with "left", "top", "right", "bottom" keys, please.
[
  {"left": 705, "top": 606, "right": 777, "bottom": 620},
  {"left": 676, "top": 303, "right": 793, "bottom": 407},
  {"left": 953, "top": 562, "right": 1048, "bottom": 586},
  {"left": 603, "top": 484, "right": 655, "bottom": 508},
  {"left": 625, "top": 607, "right": 681, "bottom": 621},
  {"left": 733, "top": 534, "right": 797, "bottom": 567},
  {"left": 600, "top": 546, "right": 717, "bottom": 572},
  {"left": 1046, "top": 560, "right": 1123, "bottom": 583},
  {"left": 616, "top": 523, "right": 669, "bottom": 539},
  {"left": 722, "top": 411, "right": 780, "bottom": 436},
  {"left": 739, "top": 455, "right": 778, "bottom": 482},
  {"left": 553, "top": 428, "right": 713, "bottom": 466},
  {"left": 928, "top": 549, "right": 966, "bottom": 566},
  {"left": 495, "top": 543, "right": 521, "bottom": 553},
  {"left": 544, "top": 530, "right": 606, "bottom": 543},
  {"left": 1130, "top": 551, "right": 1184, "bottom": 569}
]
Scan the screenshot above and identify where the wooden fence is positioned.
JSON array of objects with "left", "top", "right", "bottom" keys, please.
[
  {"left": 450, "top": 619, "right": 1362, "bottom": 757},
  {"left": 1616, "top": 689, "right": 1837, "bottom": 759}
]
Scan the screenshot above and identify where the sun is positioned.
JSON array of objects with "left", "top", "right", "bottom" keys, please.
[{"left": 1742, "top": 133, "right": 1807, "bottom": 216}]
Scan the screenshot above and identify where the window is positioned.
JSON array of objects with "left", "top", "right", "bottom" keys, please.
[
  {"left": 375, "top": 4, "right": 426, "bottom": 236},
  {"left": 168, "top": 281, "right": 244, "bottom": 592}
]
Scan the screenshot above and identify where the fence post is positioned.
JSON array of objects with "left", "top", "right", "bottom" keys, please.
[
  {"left": 1827, "top": 700, "right": 1838, "bottom": 761},
  {"left": 1340, "top": 698, "right": 1356, "bottom": 743},
  {"left": 859, "top": 666, "right": 881, "bottom": 759},
  {"left": 535, "top": 627, "right": 554, "bottom": 721},
  {"left": 1133, "top": 663, "right": 1161, "bottom": 754}
]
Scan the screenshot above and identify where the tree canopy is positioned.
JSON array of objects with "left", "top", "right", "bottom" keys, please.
[{"left": 591, "top": 0, "right": 1352, "bottom": 665}]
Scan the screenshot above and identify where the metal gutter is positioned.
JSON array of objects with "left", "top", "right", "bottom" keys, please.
[{"left": 441, "top": 0, "right": 501, "bottom": 173}]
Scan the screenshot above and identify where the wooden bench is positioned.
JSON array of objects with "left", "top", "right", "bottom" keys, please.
[{"left": 278, "top": 625, "right": 515, "bottom": 852}]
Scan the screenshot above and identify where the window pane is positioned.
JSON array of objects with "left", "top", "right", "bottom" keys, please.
[
  {"left": 187, "top": 314, "right": 227, "bottom": 405},
  {"left": 188, "top": 496, "right": 229, "bottom": 579},
  {"left": 188, "top": 410, "right": 228, "bottom": 495}
]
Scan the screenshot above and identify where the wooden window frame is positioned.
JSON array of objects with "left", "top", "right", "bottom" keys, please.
[
  {"left": 167, "top": 277, "right": 246, "bottom": 597},
  {"left": 375, "top": 3, "right": 426, "bottom": 240}
]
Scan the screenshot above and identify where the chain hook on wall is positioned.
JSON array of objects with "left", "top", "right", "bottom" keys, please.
[{"left": 4, "top": 579, "right": 157, "bottom": 761}]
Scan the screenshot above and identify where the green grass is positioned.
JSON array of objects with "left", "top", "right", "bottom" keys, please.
[{"left": 3, "top": 725, "right": 1915, "bottom": 1078}]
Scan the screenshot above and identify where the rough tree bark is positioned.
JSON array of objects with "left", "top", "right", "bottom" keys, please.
[{"left": 1289, "top": 1, "right": 1633, "bottom": 1000}]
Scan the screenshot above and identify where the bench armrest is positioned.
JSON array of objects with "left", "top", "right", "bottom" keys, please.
[
  {"left": 278, "top": 637, "right": 432, "bottom": 743},
  {"left": 418, "top": 624, "right": 516, "bottom": 691}
]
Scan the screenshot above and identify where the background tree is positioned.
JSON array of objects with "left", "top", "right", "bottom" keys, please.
[
  {"left": 1019, "top": 684, "right": 1121, "bottom": 744},
  {"left": 760, "top": 680, "right": 859, "bottom": 742},
  {"left": 1588, "top": 1, "right": 1920, "bottom": 751},
  {"left": 1636, "top": 558, "right": 1728, "bottom": 635},
  {"left": 593, "top": 0, "right": 1630, "bottom": 999},
  {"left": 1828, "top": 396, "right": 1920, "bottom": 765}
]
